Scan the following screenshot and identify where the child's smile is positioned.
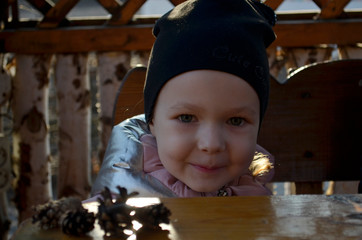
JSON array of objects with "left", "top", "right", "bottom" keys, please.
[
  {"left": 150, "top": 70, "right": 261, "bottom": 193},
  {"left": 189, "top": 163, "right": 226, "bottom": 173}
]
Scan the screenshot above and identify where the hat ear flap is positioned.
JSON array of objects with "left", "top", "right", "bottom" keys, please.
[{"left": 250, "top": 0, "right": 277, "bottom": 26}]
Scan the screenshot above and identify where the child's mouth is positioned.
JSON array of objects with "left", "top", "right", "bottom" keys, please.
[{"left": 190, "top": 163, "right": 223, "bottom": 173}]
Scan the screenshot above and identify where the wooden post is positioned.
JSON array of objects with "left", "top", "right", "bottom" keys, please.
[
  {"left": 329, "top": 44, "right": 362, "bottom": 194},
  {"left": 0, "top": 55, "right": 12, "bottom": 239},
  {"left": 12, "top": 54, "right": 52, "bottom": 222},
  {"left": 96, "top": 51, "right": 131, "bottom": 162},
  {"left": 54, "top": 54, "right": 91, "bottom": 199}
]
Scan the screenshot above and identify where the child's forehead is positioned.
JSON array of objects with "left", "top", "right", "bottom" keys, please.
[
  {"left": 153, "top": 70, "right": 261, "bottom": 122},
  {"left": 157, "top": 70, "right": 259, "bottom": 105},
  {"left": 162, "top": 69, "right": 252, "bottom": 91},
  {"left": 167, "top": 69, "right": 245, "bottom": 81}
]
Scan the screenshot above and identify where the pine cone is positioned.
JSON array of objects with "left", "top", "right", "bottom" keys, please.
[
  {"left": 62, "top": 208, "right": 96, "bottom": 236},
  {"left": 96, "top": 186, "right": 171, "bottom": 236},
  {"left": 114, "top": 186, "right": 139, "bottom": 204},
  {"left": 32, "top": 197, "right": 82, "bottom": 229},
  {"left": 96, "top": 186, "right": 138, "bottom": 237},
  {"left": 134, "top": 203, "right": 171, "bottom": 230}
]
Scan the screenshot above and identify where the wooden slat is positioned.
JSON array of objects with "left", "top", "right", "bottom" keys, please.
[
  {"left": 96, "top": 0, "right": 123, "bottom": 21},
  {"left": 313, "top": 0, "right": 351, "bottom": 19},
  {"left": 1, "top": 19, "right": 362, "bottom": 53},
  {"left": 0, "top": 0, "right": 9, "bottom": 26},
  {"left": 24, "top": 0, "right": 72, "bottom": 27},
  {"left": 25, "top": 0, "right": 54, "bottom": 15},
  {"left": 263, "top": 0, "right": 284, "bottom": 11},
  {"left": 9, "top": 0, "right": 19, "bottom": 24},
  {"left": 38, "top": 0, "right": 80, "bottom": 28},
  {"left": 109, "top": 0, "right": 146, "bottom": 25},
  {"left": 271, "top": 19, "right": 362, "bottom": 47},
  {"left": 0, "top": 25, "right": 155, "bottom": 53},
  {"left": 169, "top": 0, "right": 185, "bottom": 6}
]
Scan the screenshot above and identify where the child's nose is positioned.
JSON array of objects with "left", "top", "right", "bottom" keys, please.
[{"left": 197, "top": 124, "right": 226, "bottom": 153}]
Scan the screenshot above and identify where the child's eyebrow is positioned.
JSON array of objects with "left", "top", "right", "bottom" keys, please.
[
  {"left": 224, "top": 106, "right": 259, "bottom": 118},
  {"left": 170, "top": 102, "right": 258, "bottom": 117},
  {"left": 169, "top": 102, "right": 200, "bottom": 111}
]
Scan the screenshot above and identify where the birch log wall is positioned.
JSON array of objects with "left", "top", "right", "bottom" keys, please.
[
  {"left": 97, "top": 51, "right": 131, "bottom": 161},
  {"left": 0, "top": 0, "right": 362, "bottom": 226},
  {"left": 54, "top": 54, "right": 91, "bottom": 199},
  {"left": 12, "top": 55, "right": 52, "bottom": 221}
]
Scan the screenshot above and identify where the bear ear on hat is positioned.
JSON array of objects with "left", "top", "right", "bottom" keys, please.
[{"left": 250, "top": 0, "right": 277, "bottom": 26}]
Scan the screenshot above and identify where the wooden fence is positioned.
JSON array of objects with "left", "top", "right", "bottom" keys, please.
[{"left": 0, "top": 0, "right": 362, "bottom": 229}]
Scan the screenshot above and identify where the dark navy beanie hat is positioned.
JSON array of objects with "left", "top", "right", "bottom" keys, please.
[{"left": 144, "top": 0, "right": 276, "bottom": 124}]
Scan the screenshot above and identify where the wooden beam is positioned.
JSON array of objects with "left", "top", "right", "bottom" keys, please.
[
  {"left": 0, "top": 25, "right": 155, "bottom": 53},
  {"left": 169, "top": 0, "right": 185, "bottom": 6},
  {"left": 1, "top": 19, "right": 362, "bottom": 54},
  {"left": 263, "top": 0, "right": 284, "bottom": 11},
  {"left": 109, "top": 0, "right": 147, "bottom": 25},
  {"left": 38, "top": 0, "right": 80, "bottom": 28},
  {"left": 313, "top": 0, "right": 351, "bottom": 19},
  {"left": 25, "top": 0, "right": 54, "bottom": 15},
  {"left": 96, "top": 0, "right": 123, "bottom": 21},
  {"left": 271, "top": 19, "right": 362, "bottom": 47}
]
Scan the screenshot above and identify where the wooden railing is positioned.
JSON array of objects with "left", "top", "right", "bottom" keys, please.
[{"left": 0, "top": 0, "right": 362, "bottom": 233}]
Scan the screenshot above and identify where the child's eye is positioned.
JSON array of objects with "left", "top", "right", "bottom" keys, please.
[
  {"left": 228, "top": 117, "right": 245, "bottom": 126},
  {"left": 178, "top": 114, "right": 194, "bottom": 123}
]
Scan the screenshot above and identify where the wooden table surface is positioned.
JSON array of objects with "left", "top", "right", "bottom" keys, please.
[{"left": 12, "top": 194, "right": 362, "bottom": 240}]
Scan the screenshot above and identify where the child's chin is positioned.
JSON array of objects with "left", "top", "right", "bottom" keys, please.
[{"left": 189, "top": 184, "right": 223, "bottom": 193}]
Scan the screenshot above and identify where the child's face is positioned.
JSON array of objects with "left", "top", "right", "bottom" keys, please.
[{"left": 149, "top": 70, "right": 260, "bottom": 192}]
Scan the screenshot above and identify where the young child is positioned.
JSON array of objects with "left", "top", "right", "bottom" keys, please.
[{"left": 91, "top": 0, "right": 276, "bottom": 198}]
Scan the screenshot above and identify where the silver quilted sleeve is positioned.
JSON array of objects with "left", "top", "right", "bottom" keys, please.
[{"left": 91, "top": 114, "right": 176, "bottom": 197}]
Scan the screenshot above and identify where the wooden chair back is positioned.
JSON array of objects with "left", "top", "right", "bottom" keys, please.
[
  {"left": 112, "top": 60, "right": 362, "bottom": 194},
  {"left": 258, "top": 59, "right": 362, "bottom": 193},
  {"left": 112, "top": 66, "right": 147, "bottom": 125}
]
